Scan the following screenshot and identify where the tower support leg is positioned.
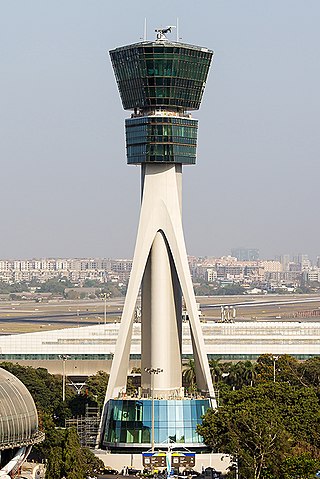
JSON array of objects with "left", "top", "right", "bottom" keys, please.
[{"left": 102, "top": 164, "right": 216, "bottom": 404}]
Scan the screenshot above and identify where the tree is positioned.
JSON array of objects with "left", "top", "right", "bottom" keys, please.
[
  {"left": 64, "top": 427, "right": 85, "bottom": 479},
  {"left": 280, "top": 454, "right": 320, "bottom": 479},
  {"left": 81, "top": 447, "right": 104, "bottom": 477},
  {"left": 209, "top": 358, "right": 223, "bottom": 384},
  {"left": 198, "top": 390, "right": 289, "bottom": 479},
  {"left": 243, "top": 360, "right": 258, "bottom": 387},
  {"left": 40, "top": 279, "right": 67, "bottom": 295},
  {"left": 182, "top": 359, "right": 197, "bottom": 393},
  {"left": 298, "top": 357, "right": 320, "bottom": 388},
  {"left": 35, "top": 416, "right": 103, "bottom": 479},
  {"left": 256, "top": 354, "right": 303, "bottom": 386},
  {"left": 198, "top": 383, "right": 320, "bottom": 479},
  {"left": 86, "top": 370, "right": 109, "bottom": 408},
  {"left": 0, "top": 362, "right": 72, "bottom": 425},
  {"left": 35, "top": 414, "right": 65, "bottom": 479},
  {"left": 225, "top": 361, "right": 248, "bottom": 390}
]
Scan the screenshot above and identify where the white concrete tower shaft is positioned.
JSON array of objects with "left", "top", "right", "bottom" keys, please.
[
  {"left": 104, "top": 161, "right": 215, "bottom": 403},
  {"left": 141, "top": 164, "right": 183, "bottom": 397}
]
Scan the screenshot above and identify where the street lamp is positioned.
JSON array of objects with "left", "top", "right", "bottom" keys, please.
[
  {"left": 144, "top": 367, "right": 163, "bottom": 452},
  {"left": 101, "top": 292, "right": 111, "bottom": 325},
  {"left": 273, "top": 355, "right": 279, "bottom": 383},
  {"left": 59, "top": 354, "right": 70, "bottom": 401},
  {"left": 233, "top": 455, "right": 239, "bottom": 479}
]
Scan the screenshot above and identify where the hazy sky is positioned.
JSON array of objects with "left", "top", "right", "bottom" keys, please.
[{"left": 1, "top": 0, "right": 319, "bottom": 260}]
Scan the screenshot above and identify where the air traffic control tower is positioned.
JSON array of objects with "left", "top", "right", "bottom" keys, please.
[{"left": 99, "top": 28, "right": 216, "bottom": 453}]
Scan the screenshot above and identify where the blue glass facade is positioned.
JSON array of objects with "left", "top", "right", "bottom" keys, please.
[
  {"left": 101, "top": 399, "right": 210, "bottom": 451},
  {"left": 125, "top": 116, "right": 198, "bottom": 164}
]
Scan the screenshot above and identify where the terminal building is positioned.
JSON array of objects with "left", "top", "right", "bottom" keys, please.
[{"left": 0, "top": 321, "right": 318, "bottom": 375}]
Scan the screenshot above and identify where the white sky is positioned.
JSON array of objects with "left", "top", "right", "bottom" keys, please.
[{"left": 0, "top": 0, "right": 319, "bottom": 260}]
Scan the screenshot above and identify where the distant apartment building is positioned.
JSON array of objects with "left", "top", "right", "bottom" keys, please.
[
  {"left": 216, "top": 265, "right": 245, "bottom": 281},
  {"left": 110, "top": 259, "right": 133, "bottom": 281},
  {"left": 276, "top": 254, "right": 311, "bottom": 273},
  {"left": 276, "top": 254, "right": 291, "bottom": 272},
  {"left": 260, "top": 260, "right": 282, "bottom": 273},
  {"left": 303, "top": 268, "right": 320, "bottom": 283},
  {"left": 0, "top": 255, "right": 317, "bottom": 290},
  {"left": 206, "top": 268, "right": 217, "bottom": 282},
  {"left": 0, "top": 258, "right": 125, "bottom": 284}
]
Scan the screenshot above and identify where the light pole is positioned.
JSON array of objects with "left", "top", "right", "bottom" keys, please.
[
  {"left": 223, "top": 455, "right": 239, "bottom": 479},
  {"left": 101, "top": 292, "right": 111, "bottom": 325},
  {"left": 273, "top": 355, "right": 279, "bottom": 383},
  {"left": 59, "top": 354, "right": 70, "bottom": 401},
  {"left": 234, "top": 455, "right": 239, "bottom": 479},
  {"left": 144, "top": 367, "right": 163, "bottom": 452}
]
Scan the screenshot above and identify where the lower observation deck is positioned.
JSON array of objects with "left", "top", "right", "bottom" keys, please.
[
  {"left": 100, "top": 398, "right": 211, "bottom": 453},
  {"left": 125, "top": 115, "right": 198, "bottom": 164}
]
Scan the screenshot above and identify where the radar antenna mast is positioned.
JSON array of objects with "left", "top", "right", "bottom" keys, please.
[{"left": 155, "top": 26, "right": 176, "bottom": 41}]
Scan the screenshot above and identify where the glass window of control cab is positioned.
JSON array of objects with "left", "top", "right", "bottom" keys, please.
[{"left": 110, "top": 42, "right": 213, "bottom": 111}]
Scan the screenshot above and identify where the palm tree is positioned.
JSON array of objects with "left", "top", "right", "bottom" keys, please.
[
  {"left": 226, "top": 361, "right": 246, "bottom": 390},
  {"left": 243, "top": 360, "right": 257, "bottom": 386},
  {"left": 182, "top": 359, "right": 197, "bottom": 394},
  {"left": 209, "top": 358, "right": 223, "bottom": 384}
]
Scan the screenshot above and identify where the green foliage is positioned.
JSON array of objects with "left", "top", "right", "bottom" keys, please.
[
  {"left": 64, "top": 428, "right": 85, "bottom": 479},
  {"left": 298, "top": 357, "right": 320, "bottom": 388},
  {"left": 182, "top": 359, "right": 197, "bottom": 393},
  {"left": 38, "top": 424, "right": 104, "bottom": 479},
  {"left": 100, "top": 283, "right": 127, "bottom": 297},
  {"left": 0, "top": 362, "right": 71, "bottom": 424},
  {"left": 0, "top": 281, "right": 30, "bottom": 293},
  {"left": 83, "top": 279, "right": 102, "bottom": 288},
  {"left": 81, "top": 447, "right": 105, "bottom": 476},
  {"left": 85, "top": 370, "right": 109, "bottom": 408},
  {"left": 198, "top": 382, "right": 320, "bottom": 479},
  {"left": 280, "top": 454, "right": 320, "bottom": 479},
  {"left": 39, "top": 278, "right": 69, "bottom": 294},
  {"left": 256, "top": 354, "right": 304, "bottom": 386},
  {"left": 45, "top": 445, "right": 64, "bottom": 479},
  {"left": 0, "top": 362, "right": 105, "bottom": 478},
  {"left": 193, "top": 282, "right": 246, "bottom": 296}
]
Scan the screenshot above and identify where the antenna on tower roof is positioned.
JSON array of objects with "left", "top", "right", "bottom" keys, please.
[{"left": 144, "top": 18, "right": 147, "bottom": 41}]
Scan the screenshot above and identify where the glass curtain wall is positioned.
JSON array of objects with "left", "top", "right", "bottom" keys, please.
[
  {"left": 102, "top": 399, "right": 210, "bottom": 450},
  {"left": 110, "top": 43, "right": 213, "bottom": 110},
  {"left": 125, "top": 117, "right": 198, "bottom": 164}
]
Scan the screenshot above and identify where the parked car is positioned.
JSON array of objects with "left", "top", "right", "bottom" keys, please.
[
  {"left": 104, "top": 468, "right": 119, "bottom": 475},
  {"left": 127, "top": 468, "right": 141, "bottom": 476}
]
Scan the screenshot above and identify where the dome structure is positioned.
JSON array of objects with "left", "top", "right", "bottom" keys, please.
[
  {"left": 0, "top": 367, "right": 43, "bottom": 450},
  {"left": 0, "top": 368, "right": 44, "bottom": 478}
]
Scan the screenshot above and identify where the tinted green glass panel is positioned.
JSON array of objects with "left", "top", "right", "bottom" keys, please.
[
  {"left": 110, "top": 41, "right": 213, "bottom": 110},
  {"left": 125, "top": 116, "right": 198, "bottom": 164}
]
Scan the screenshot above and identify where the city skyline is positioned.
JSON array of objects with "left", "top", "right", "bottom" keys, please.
[
  {"left": 0, "top": 249, "right": 319, "bottom": 262},
  {"left": 1, "top": 0, "right": 320, "bottom": 259}
]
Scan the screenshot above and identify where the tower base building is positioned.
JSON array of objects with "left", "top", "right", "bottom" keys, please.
[{"left": 99, "top": 28, "right": 216, "bottom": 454}]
